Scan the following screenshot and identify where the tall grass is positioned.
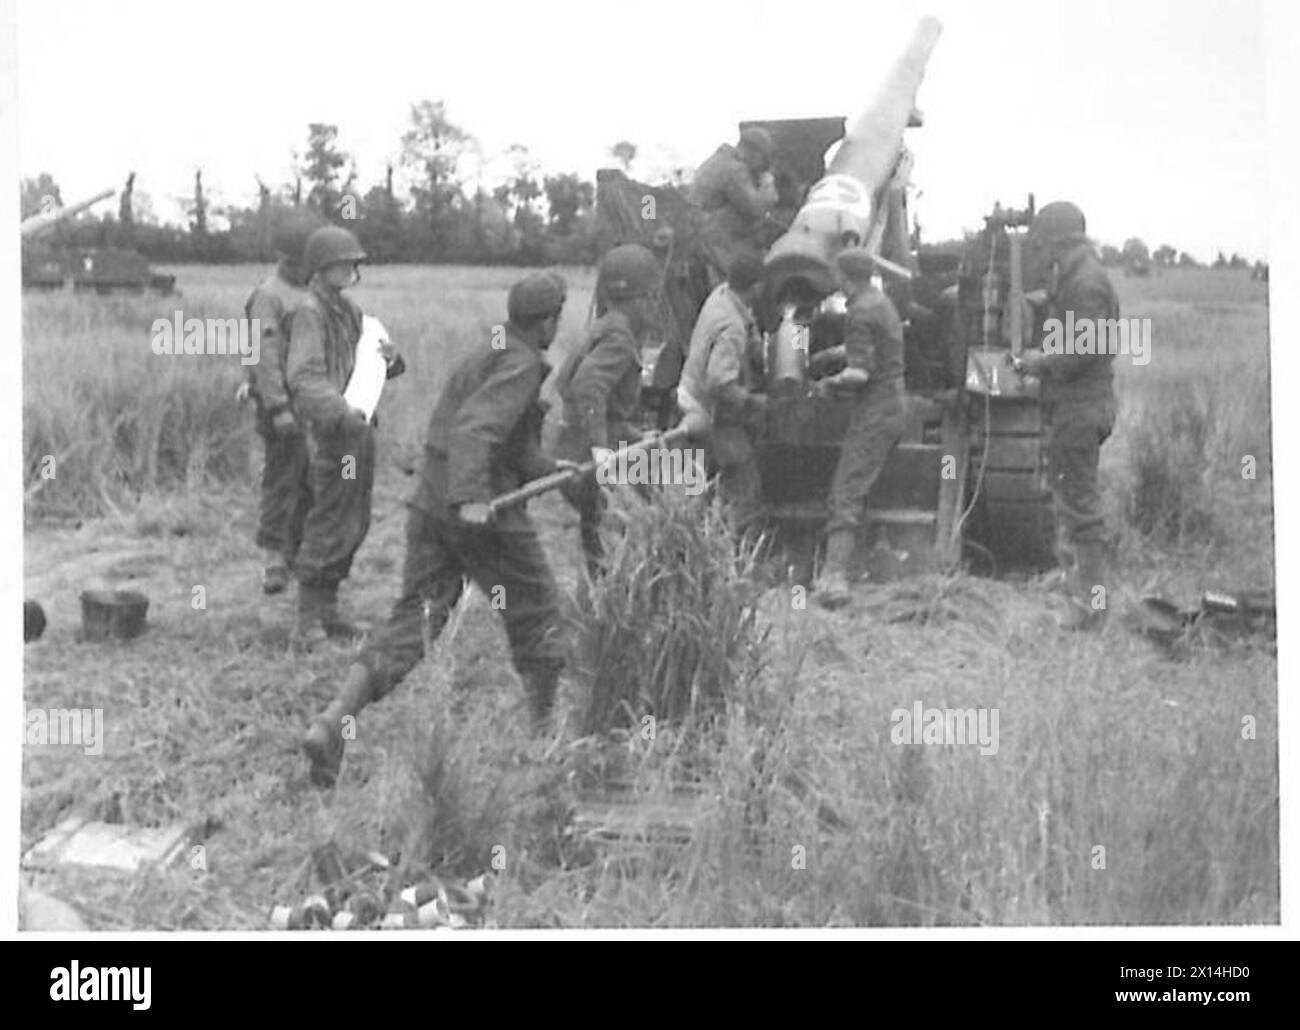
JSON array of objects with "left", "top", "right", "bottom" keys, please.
[{"left": 574, "top": 487, "right": 768, "bottom": 736}]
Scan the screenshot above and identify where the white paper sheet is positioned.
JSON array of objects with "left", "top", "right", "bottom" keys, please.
[{"left": 344, "top": 315, "right": 391, "bottom": 420}]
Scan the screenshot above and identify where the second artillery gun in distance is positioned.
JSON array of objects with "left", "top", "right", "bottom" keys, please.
[
  {"left": 593, "top": 14, "right": 1058, "bottom": 581},
  {"left": 21, "top": 187, "right": 177, "bottom": 296}
]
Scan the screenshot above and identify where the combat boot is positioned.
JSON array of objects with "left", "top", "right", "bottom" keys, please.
[
  {"left": 262, "top": 550, "right": 291, "bottom": 595},
  {"left": 302, "top": 663, "right": 374, "bottom": 787},
  {"left": 522, "top": 665, "right": 561, "bottom": 737},
  {"left": 815, "top": 529, "right": 857, "bottom": 611},
  {"left": 295, "top": 582, "right": 364, "bottom": 645}
]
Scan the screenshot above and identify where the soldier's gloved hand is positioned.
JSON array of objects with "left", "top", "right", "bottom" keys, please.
[
  {"left": 271, "top": 410, "right": 298, "bottom": 436},
  {"left": 345, "top": 406, "right": 371, "bottom": 431},
  {"left": 456, "top": 502, "right": 493, "bottom": 526},
  {"left": 235, "top": 381, "right": 252, "bottom": 404}
]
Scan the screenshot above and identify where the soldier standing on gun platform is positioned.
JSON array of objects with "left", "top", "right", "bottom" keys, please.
[
  {"left": 1014, "top": 201, "right": 1118, "bottom": 631},
  {"left": 676, "top": 253, "right": 769, "bottom": 535},
  {"left": 302, "top": 274, "right": 571, "bottom": 787},
  {"left": 690, "top": 127, "right": 780, "bottom": 286},
  {"left": 552, "top": 243, "right": 661, "bottom": 576},
  {"left": 287, "top": 225, "right": 404, "bottom": 645},
  {"left": 242, "top": 209, "right": 321, "bottom": 595},
  {"left": 814, "top": 248, "right": 907, "bottom": 610}
]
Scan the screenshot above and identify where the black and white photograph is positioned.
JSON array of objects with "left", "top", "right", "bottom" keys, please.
[{"left": 5, "top": 0, "right": 1294, "bottom": 951}]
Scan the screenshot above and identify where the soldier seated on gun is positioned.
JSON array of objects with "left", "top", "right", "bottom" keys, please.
[
  {"left": 302, "top": 274, "right": 572, "bottom": 788},
  {"left": 690, "top": 127, "right": 780, "bottom": 286}
]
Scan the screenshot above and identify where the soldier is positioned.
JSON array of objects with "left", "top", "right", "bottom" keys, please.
[
  {"left": 287, "top": 225, "right": 403, "bottom": 644},
  {"left": 302, "top": 274, "right": 570, "bottom": 787},
  {"left": 676, "top": 253, "right": 768, "bottom": 534},
  {"left": 691, "top": 127, "right": 779, "bottom": 284},
  {"left": 1014, "top": 201, "right": 1119, "bottom": 630},
  {"left": 243, "top": 209, "right": 321, "bottom": 595},
  {"left": 553, "top": 243, "right": 660, "bottom": 576},
  {"left": 814, "top": 248, "right": 907, "bottom": 610}
]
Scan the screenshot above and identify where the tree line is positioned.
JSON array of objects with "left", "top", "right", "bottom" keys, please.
[{"left": 19, "top": 101, "right": 640, "bottom": 267}]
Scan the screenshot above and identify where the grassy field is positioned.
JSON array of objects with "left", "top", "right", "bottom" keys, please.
[{"left": 20, "top": 263, "right": 1277, "bottom": 928}]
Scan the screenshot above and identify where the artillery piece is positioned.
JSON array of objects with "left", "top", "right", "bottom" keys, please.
[
  {"left": 21, "top": 186, "right": 176, "bottom": 295},
  {"left": 593, "top": 15, "right": 1058, "bottom": 580}
]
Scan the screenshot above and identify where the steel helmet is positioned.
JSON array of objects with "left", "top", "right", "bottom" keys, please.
[
  {"left": 835, "top": 247, "right": 878, "bottom": 283},
  {"left": 304, "top": 225, "right": 367, "bottom": 276},
  {"left": 508, "top": 273, "right": 565, "bottom": 322},
  {"left": 738, "top": 126, "right": 775, "bottom": 164},
  {"left": 598, "top": 243, "right": 660, "bottom": 300},
  {"left": 1029, "top": 201, "right": 1087, "bottom": 246},
  {"left": 270, "top": 209, "right": 324, "bottom": 263}
]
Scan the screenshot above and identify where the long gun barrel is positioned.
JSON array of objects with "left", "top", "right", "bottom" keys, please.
[
  {"left": 21, "top": 189, "right": 116, "bottom": 239},
  {"left": 486, "top": 426, "right": 694, "bottom": 516},
  {"left": 765, "top": 16, "right": 941, "bottom": 301}
]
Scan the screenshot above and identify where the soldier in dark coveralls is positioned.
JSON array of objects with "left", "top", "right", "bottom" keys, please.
[
  {"left": 814, "top": 248, "right": 907, "bottom": 610},
  {"left": 1015, "top": 201, "right": 1119, "bottom": 630},
  {"left": 302, "top": 274, "right": 570, "bottom": 787}
]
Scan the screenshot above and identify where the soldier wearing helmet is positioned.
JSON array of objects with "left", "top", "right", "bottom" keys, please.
[
  {"left": 815, "top": 247, "right": 907, "bottom": 610},
  {"left": 676, "top": 252, "right": 769, "bottom": 535},
  {"left": 242, "top": 208, "right": 323, "bottom": 595},
  {"left": 1015, "top": 201, "right": 1119, "bottom": 630},
  {"left": 303, "top": 274, "right": 570, "bottom": 786},
  {"left": 690, "top": 126, "right": 780, "bottom": 284},
  {"left": 286, "top": 225, "right": 405, "bottom": 645},
  {"left": 553, "top": 244, "right": 661, "bottom": 575}
]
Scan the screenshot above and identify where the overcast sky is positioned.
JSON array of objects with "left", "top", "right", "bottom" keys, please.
[{"left": 14, "top": 0, "right": 1271, "bottom": 261}]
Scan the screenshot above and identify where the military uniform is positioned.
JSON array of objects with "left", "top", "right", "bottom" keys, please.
[
  {"left": 678, "top": 282, "right": 766, "bottom": 531},
  {"left": 1036, "top": 243, "right": 1119, "bottom": 570},
  {"left": 553, "top": 308, "right": 642, "bottom": 572},
  {"left": 825, "top": 286, "right": 906, "bottom": 535},
  {"left": 691, "top": 144, "right": 773, "bottom": 280},
  {"left": 355, "top": 323, "right": 564, "bottom": 705},
  {"left": 245, "top": 265, "right": 312, "bottom": 568},
  {"left": 286, "top": 279, "right": 373, "bottom": 591}
]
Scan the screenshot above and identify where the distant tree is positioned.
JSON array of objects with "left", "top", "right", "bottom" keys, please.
[
  {"left": 357, "top": 181, "right": 406, "bottom": 262},
  {"left": 1121, "top": 237, "right": 1150, "bottom": 264},
  {"left": 301, "top": 123, "right": 349, "bottom": 217},
  {"left": 190, "top": 170, "right": 208, "bottom": 237},
  {"left": 1153, "top": 243, "right": 1177, "bottom": 267},
  {"left": 402, "top": 100, "right": 476, "bottom": 258},
  {"left": 610, "top": 140, "right": 637, "bottom": 171},
  {"left": 119, "top": 172, "right": 136, "bottom": 228},
  {"left": 1099, "top": 244, "right": 1122, "bottom": 266},
  {"left": 1178, "top": 251, "right": 1200, "bottom": 268},
  {"left": 543, "top": 172, "right": 594, "bottom": 235},
  {"left": 1213, "top": 251, "right": 1228, "bottom": 269},
  {"left": 20, "top": 172, "right": 63, "bottom": 219},
  {"left": 1229, "top": 252, "right": 1249, "bottom": 270}
]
